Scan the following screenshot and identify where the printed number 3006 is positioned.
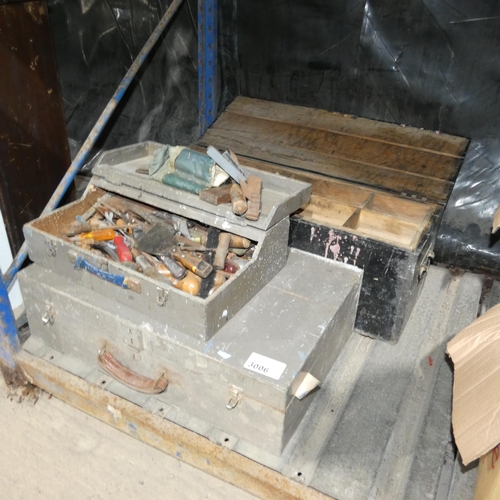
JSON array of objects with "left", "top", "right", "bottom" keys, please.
[
  {"left": 244, "top": 352, "right": 287, "bottom": 380},
  {"left": 248, "top": 362, "right": 269, "bottom": 373}
]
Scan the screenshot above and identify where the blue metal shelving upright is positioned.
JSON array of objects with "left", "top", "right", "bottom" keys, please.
[{"left": 198, "top": 0, "right": 218, "bottom": 136}]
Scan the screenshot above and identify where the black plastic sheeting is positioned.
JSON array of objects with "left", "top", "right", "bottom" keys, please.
[
  {"left": 48, "top": 0, "right": 500, "bottom": 272},
  {"left": 47, "top": 0, "right": 199, "bottom": 167},
  {"left": 220, "top": 0, "right": 500, "bottom": 273},
  {"left": 226, "top": 0, "right": 500, "bottom": 139},
  {"left": 434, "top": 138, "right": 500, "bottom": 274}
]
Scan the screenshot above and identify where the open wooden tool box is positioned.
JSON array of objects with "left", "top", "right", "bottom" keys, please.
[
  {"left": 19, "top": 142, "right": 362, "bottom": 455},
  {"left": 194, "top": 97, "right": 470, "bottom": 342}
]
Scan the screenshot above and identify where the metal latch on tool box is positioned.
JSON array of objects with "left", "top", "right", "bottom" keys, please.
[
  {"left": 46, "top": 240, "right": 57, "bottom": 257},
  {"left": 156, "top": 287, "right": 168, "bottom": 306},
  {"left": 121, "top": 327, "right": 144, "bottom": 353},
  {"left": 226, "top": 386, "right": 242, "bottom": 410},
  {"left": 41, "top": 303, "right": 56, "bottom": 325},
  {"left": 418, "top": 250, "right": 435, "bottom": 281}
]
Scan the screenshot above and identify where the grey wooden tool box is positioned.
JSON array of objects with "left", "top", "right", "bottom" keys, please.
[
  {"left": 20, "top": 249, "right": 362, "bottom": 455},
  {"left": 20, "top": 141, "right": 363, "bottom": 454},
  {"left": 23, "top": 142, "right": 311, "bottom": 341},
  {"left": 195, "top": 97, "right": 470, "bottom": 343}
]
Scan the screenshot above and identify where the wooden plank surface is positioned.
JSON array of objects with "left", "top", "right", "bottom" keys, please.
[
  {"left": 196, "top": 97, "right": 468, "bottom": 204},
  {"left": 227, "top": 97, "right": 469, "bottom": 158},
  {"left": 0, "top": 1, "right": 71, "bottom": 253},
  {"left": 193, "top": 146, "right": 434, "bottom": 208},
  {"left": 199, "top": 129, "right": 452, "bottom": 203},
  {"left": 211, "top": 112, "right": 462, "bottom": 180}
]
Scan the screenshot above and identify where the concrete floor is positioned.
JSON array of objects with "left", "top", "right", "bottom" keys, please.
[{"left": 0, "top": 377, "right": 258, "bottom": 500}]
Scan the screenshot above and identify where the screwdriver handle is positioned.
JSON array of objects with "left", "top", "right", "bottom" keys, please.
[
  {"left": 144, "top": 256, "right": 201, "bottom": 296},
  {"left": 130, "top": 248, "right": 159, "bottom": 279},
  {"left": 71, "top": 228, "right": 116, "bottom": 242},
  {"left": 230, "top": 182, "right": 248, "bottom": 215},
  {"left": 113, "top": 236, "right": 133, "bottom": 262},
  {"left": 159, "top": 255, "right": 187, "bottom": 280},
  {"left": 171, "top": 270, "right": 202, "bottom": 296}
]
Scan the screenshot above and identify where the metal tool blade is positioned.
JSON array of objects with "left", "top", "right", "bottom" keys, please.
[
  {"left": 135, "top": 222, "right": 176, "bottom": 256},
  {"left": 206, "top": 146, "right": 247, "bottom": 184}
]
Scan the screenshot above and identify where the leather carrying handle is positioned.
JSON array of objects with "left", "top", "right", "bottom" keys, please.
[{"left": 98, "top": 347, "right": 168, "bottom": 394}]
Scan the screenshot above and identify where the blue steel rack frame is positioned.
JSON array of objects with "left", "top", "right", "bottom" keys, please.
[
  {"left": 198, "top": 0, "right": 218, "bottom": 136},
  {"left": 0, "top": 0, "right": 217, "bottom": 375}
]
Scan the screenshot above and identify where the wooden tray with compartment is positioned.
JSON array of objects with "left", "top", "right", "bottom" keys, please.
[{"left": 194, "top": 97, "right": 469, "bottom": 342}]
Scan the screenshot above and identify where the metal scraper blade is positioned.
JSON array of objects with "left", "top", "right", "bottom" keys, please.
[{"left": 135, "top": 222, "right": 176, "bottom": 256}]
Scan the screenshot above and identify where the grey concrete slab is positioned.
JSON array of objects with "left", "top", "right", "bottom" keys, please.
[
  {"left": 310, "top": 267, "right": 482, "bottom": 500},
  {"left": 404, "top": 355, "right": 455, "bottom": 500},
  {"left": 447, "top": 457, "right": 479, "bottom": 500}
]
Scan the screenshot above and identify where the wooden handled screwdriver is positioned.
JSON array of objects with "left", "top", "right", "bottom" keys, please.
[{"left": 69, "top": 228, "right": 116, "bottom": 242}]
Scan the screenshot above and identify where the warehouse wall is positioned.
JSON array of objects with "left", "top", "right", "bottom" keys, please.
[{"left": 48, "top": 0, "right": 500, "bottom": 273}]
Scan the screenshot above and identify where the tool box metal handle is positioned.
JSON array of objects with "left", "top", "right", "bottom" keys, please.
[
  {"left": 74, "top": 255, "right": 141, "bottom": 294},
  {"left": 98, "top": 346, "right": 168, "bottom": 394}
]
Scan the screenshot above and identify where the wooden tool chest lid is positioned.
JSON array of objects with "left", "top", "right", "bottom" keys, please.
[{"left": 196, "top": 96, "right": 469, "bottom": 206}]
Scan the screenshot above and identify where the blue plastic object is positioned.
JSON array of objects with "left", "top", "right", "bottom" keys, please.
[
  {"left": 0, "top": 274, "right": 20, "bottom": 369},
  {"left": 74, "top": 256, "right": 136, "bottom": 291}
]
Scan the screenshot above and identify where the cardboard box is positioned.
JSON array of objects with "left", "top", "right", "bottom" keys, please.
[{"left": 447, "top": 304, "right": 500, "bottom": 465}]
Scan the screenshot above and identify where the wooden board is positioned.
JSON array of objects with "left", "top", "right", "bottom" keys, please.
[
  {"left": 227, "top": 97, "right": 468, "bottom": 158},
  {"left": 474, "top": 446, "right": 500, "bottom": 500},
  {"left": 196, "top": 97, "right": 468, "bottom": 205}
]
